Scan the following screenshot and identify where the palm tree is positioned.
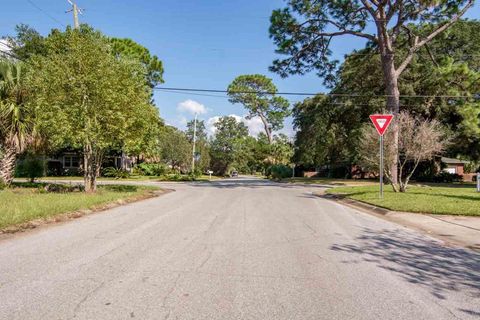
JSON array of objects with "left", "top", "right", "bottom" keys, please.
[{"left": 0, "top": 58, "right": 33, "bottom": 185}]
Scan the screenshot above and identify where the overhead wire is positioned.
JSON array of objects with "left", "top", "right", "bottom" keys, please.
[
  {"left": 25, "top": 0, "right": 66, "bottom": 28},
  {"left": 154, "top": 86, "right": 478, "bottom": 100}
]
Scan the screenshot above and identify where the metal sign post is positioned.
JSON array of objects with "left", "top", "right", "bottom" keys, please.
[
  {"left": 369, "top": 114, "right": 394, "bottom": 199},
  {"left": 380, "top": 135, "right": 384, "bottom": 199}
]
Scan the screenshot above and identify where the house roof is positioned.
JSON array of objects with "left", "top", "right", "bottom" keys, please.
[{"left": 441, "top": 157, "right": 470, "bottom": 165}]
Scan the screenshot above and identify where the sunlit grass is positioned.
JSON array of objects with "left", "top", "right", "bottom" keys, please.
[
  {"left": 327, "top": 185, "right": 480, "bottom": 216},
  {"left": 0, "top": 184, "right": 159, "bottom": 230}
]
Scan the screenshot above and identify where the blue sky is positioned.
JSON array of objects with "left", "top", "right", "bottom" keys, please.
[{"left": 1, "top": 0, "right": 479, "bottom": 136}]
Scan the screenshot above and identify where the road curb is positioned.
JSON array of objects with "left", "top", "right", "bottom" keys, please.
[{"left": 317, "top": 193, "right": 391, "bottom": 215}]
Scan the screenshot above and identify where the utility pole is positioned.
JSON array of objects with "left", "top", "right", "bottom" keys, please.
[
  {"left": 66, "top": 0, "right": 83, "bottom": 29},
  {"left": 191, "top": 113, "right": 198, "bottom": 173}
]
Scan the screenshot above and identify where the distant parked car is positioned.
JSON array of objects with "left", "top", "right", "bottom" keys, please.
[{"left": 231, "top": 171, "right": 238, "bottom": 177}]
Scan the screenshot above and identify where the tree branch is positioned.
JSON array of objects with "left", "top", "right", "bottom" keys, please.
[{"left": 395, "top": 0, "right": 474, "bottom": 76}]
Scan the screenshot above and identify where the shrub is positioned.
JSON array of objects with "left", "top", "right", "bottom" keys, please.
[
  {"left": 432, "top": 172, "right": 464, "bottom": 183},
  {"left": 15, "top": 154, "right": 45, "bottom": 182},
  {"left": 416, "top": 171, "right": 464, "bottom": 183},
  {"left": 0, "top": 179, "right": 6, "bottom": 190},
  {"left": 102, "top": 167, "right": 130, "bottom": 179},
  {"left": 269, "top": 164, "right": 292, "bottom": 180},
  {"left": 134, "top": 163, "right": 168, "bottom": 176}
]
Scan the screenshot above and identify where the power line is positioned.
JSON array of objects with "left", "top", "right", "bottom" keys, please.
[
  {"left": 154, "top": 86, "right": 478, "bottom": 100},
  {"left": 25, "top": 0, "right": 66, "bottom": 28}
]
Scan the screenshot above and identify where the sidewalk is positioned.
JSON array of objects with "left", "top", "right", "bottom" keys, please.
[{"left": 384, "top": 212, "right": 480, "bottom": 251}]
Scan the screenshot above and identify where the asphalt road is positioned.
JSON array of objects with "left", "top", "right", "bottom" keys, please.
[{"left": 1, "top": 177, "right": 479, "bottom": 319}]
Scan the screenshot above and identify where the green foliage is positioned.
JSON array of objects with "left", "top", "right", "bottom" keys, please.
[
  {"left": 292, "top": 20, "right": 480, "bottom": 171},
  {"left": 0, "top": 178, "right": 6, "bottom": 190},
  {"left": 268, "top": 164, "right": 292, "bottom": 180},
  {"left": 209, "top": 116, "right": 249, "bottom": 175},
  {"left": 159, "top": 126, "right": 192, "bottom": 171},
  {"left": 0, "top": 58, "right": 35, "bottom": 184},
  {"left": 110, "top": 37, "right": 164, "bottom": 88},
  {"left": 417, "top": 171, "right": 464, "bottom": 183},
  {"left": 134, "top": 163, "right": 168, "bottom": 176},
  {"left": 185, "top": 119, "right": 207, "bottom": 143},
  {"left": 102, "top": 167, "right": 130, "bottom": 179},
  {"left": 269, "top": 0, "right": 474, "bottom": 86},
  {"left": 227, "top": 74, "right": 290, "bottom": 142},
  {"left": 25, "top": 26, "right": 154, "bottom": 191},
  {"left": 15, "top": 153, "right": 45, "bottom": 182},
  {"left": 7, "top": 24, "right": 48, "bottom": 60}
]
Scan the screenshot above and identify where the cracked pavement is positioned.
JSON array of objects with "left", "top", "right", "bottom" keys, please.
[{"left": 0, "top": 177, "right": 479, "bottom": 319}]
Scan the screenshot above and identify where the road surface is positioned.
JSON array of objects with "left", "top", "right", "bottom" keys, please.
[{"left": 1, "top": 177, "right": 479, "bottom": 319}]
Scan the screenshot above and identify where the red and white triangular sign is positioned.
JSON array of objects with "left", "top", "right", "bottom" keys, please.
[{"left": 369, "top": 114, "right": 394, "bottom": 136}]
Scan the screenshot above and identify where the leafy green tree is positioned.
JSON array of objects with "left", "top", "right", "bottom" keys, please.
[
  {"left": 185, "top": 119, "right": 207, "bottom": 143},
  {"left": 0, "top": 59, "right": 34, "bottom": 185},
  {"left": 159, "top": 126, "right": 192, "bottom": 172},
  {"left": 269, "top": 0, "right": 474, "bottom": 184},
  {"left": 110, "top": 37, "right": 164, "bottom": 88},
  {"left": 210, "top": 116, "right": 249, "bottom": 175},
  {"left": 271, "top": 134, "right": 294, "bottom": 165},
  {"left": 227, "top": 74, "right": 290, "bottom": 144},
  {"left": 5, "top": 24, "right": 48, "bottom": 60},
  {"left": 26, "top": 26, "right": 153, "bottom": 192},
  {"left": 292, "top": 19, "right": 480, "bottom": 183},
  {"left": 330, "top": 20, "right": 480, "bottom": 160},
  {"left": 185, "top": 120, "right": 210, "bottom": 172}
]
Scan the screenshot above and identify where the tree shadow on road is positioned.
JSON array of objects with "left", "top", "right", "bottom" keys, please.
[{"left": 330, "top": 228, "right": 480, "bottom": 306}]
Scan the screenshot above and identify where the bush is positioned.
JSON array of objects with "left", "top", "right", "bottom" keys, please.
[
  {"left": 134, "top": 163, "right": 168, "bottom": 176},
  {"left": 269, "top": 164, "right": 292, "bottom": 180},
  {"left": 102, "top": 167, "right": 130, "bottom": 179},
  {"left": 417, "top": 171, "right": 464, "bottom": 183},
  {"left": 0, "top": 179, "right": 6, "bottom": 190},
  {"left": 15, "top": 154, "right": 45, "bottom": 182}
]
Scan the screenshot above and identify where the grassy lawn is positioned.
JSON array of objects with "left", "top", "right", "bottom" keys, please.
[
  {"left": 281, "top": 177, "right": 376, "bottom": 186},
  {"left": 0, "top": 183, "right": 160, "bottom": 230},
  {"left": 326, "top": 184, "right": 480, "bottom": 216}
]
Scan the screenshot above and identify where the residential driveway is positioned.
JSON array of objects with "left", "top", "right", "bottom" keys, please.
[{"left": 1, "top": 177, "right": 479, "bottom": 319}]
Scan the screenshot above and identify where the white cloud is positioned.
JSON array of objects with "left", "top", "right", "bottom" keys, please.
[
  {"left": 206, "top": 114, "right": 265, "bottom": 137},
  {"left": 177, "top": 99, "right": 207, "bottom": 115}
]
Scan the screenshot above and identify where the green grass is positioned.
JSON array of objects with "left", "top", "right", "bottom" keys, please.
[
  {"left": 326, "top": 184, "right": 480, "bottom": 216},
  {"left": 0, "top": 184, "right": 159, "bottom": 230},
  {"left": 281, "top": 177, "right": 376, "bottom": 186}
]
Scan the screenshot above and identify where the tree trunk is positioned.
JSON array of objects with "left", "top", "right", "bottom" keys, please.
[
  {"left": 381, "top": 54, "right": 400, "bottom": 189},
  {"left": 0, "top": 145, "right": 17, "bottom": 185},
  {"left": 83, "top": 144, "right": 102, "bottom": 193},
  {"left": 258, "top": 113, "right": 273, "bottom": 144}
]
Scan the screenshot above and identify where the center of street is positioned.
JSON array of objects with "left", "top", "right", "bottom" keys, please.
[{"left": 0, "top": 177, "right": 479, "bottom": 319}]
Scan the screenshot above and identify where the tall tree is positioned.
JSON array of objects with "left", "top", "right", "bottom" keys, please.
[
  {"left": 185, "top": 119, "right": 207, "bottom": 143},
  {"left": 5, "top": 24, "right": 48, "bottom": 60},
  {"left": 210, "top": 116, "right": 249, "bottom": 175},
  {"left": 26, "top": 26, "right": 153, "bottom": 192},
  {"left": 227, "top": 74, "right": 290, "bottom": 144},
  {"left": 159, "top": 126, "right": 192, "bottom": 171},
  {"left": 269, "top": 0, "right": 474, "bottom": 184},
  {"left": 110, "top": 37, "right": 164, "bottom": 88},
  {"left": 0, "top": 59, "right": 34, "bottom": 185}
]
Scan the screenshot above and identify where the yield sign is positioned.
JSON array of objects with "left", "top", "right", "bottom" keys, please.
[{"left": 369, "top": 114, "right": 394, "bottom": 136}]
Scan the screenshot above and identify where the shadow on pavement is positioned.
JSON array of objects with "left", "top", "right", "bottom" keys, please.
[
  {"left": 188, "top": 178, "right": 330, "bottom": 190},
  {"left": 330, "top": 227, "right": 480, "bottom": 309}
]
